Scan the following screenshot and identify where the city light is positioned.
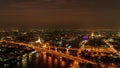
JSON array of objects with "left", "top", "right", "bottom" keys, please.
[{"left": 0, "top": 29, "right": 120, "bottom": 68}]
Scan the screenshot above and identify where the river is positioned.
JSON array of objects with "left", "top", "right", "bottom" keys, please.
[
  {"left": 8, "top": 51, "right": 120, "bottom": 68},
  {"left": 10, "top": 51, "right": 77, "bottom": 68}
]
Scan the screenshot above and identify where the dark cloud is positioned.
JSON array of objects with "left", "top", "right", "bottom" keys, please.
[{"left": 0, "top": 0, "right": 120, "bottom": 29}]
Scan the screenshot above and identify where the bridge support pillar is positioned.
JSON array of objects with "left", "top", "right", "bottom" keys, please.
[
  {"left": 48, "top": 47, "right": 50, "bottom": 51},
  {"left": 66, "top": 48, "right": 69, "bottom": 54},
  {"left": 60, "top": 57, "right": 62, "bottom": 61},
  {"left": 55, "top": 48, "right": 57, "bottom": 52}
]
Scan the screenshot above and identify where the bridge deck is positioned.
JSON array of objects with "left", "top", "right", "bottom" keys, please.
[{"left": 0, "top": 40, "right": 97, "bottom": 65}]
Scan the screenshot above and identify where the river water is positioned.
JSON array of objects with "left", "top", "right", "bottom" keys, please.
[
  {"left": 9, "top": 51, "right": 120, "bottom": 68},
  {"left": 11, "top": 51, "right": 77, "bottom": 68}
]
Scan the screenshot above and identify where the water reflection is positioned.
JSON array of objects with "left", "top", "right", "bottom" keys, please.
[
  {"left": 61, "top": 61, "right": 66, "bottom": 67},
  {"left": 35, "top": 53, "right": 40, "bottom": 68},
  {"left": 72, "top": 61, "right": 79, "bottom": 68},
  {"left": 54, "top": 58, "right": 58, "bottom": 67},
  {"left": 22, "top": 55, "right": 27, "bottom": 68},
  {"left": 28, "top": 54, "right": 32, "bottom": 62},
  {"left": 48, "top": 56, "right": 52, "bottom": 68},
  {"left": 17, "top": 61, "right": 21, "bottom": 68},
  {"left": 43, "top": 54, "right": 47, "bottom": 64}
]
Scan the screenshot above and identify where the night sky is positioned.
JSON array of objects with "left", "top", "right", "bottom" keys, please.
[{"left": 0, "top": 0, "right": 120, "bottom": 29}]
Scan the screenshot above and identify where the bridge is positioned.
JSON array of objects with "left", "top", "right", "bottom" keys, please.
[{"left": 0, "top": 40, "right": 97, "bottom": 65}]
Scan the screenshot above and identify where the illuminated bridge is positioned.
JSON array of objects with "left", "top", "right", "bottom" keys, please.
[{"left": 0, "top": 40, "right": 97, "bottom": 65}]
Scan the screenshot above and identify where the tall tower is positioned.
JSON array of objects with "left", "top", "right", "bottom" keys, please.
[{"left": 91, "top": 32, "right": 95, "bottom": 39}]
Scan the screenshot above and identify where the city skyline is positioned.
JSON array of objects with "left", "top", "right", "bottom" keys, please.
[{"left": 0, "top": 0, "right": 120, "bottom": 29}]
